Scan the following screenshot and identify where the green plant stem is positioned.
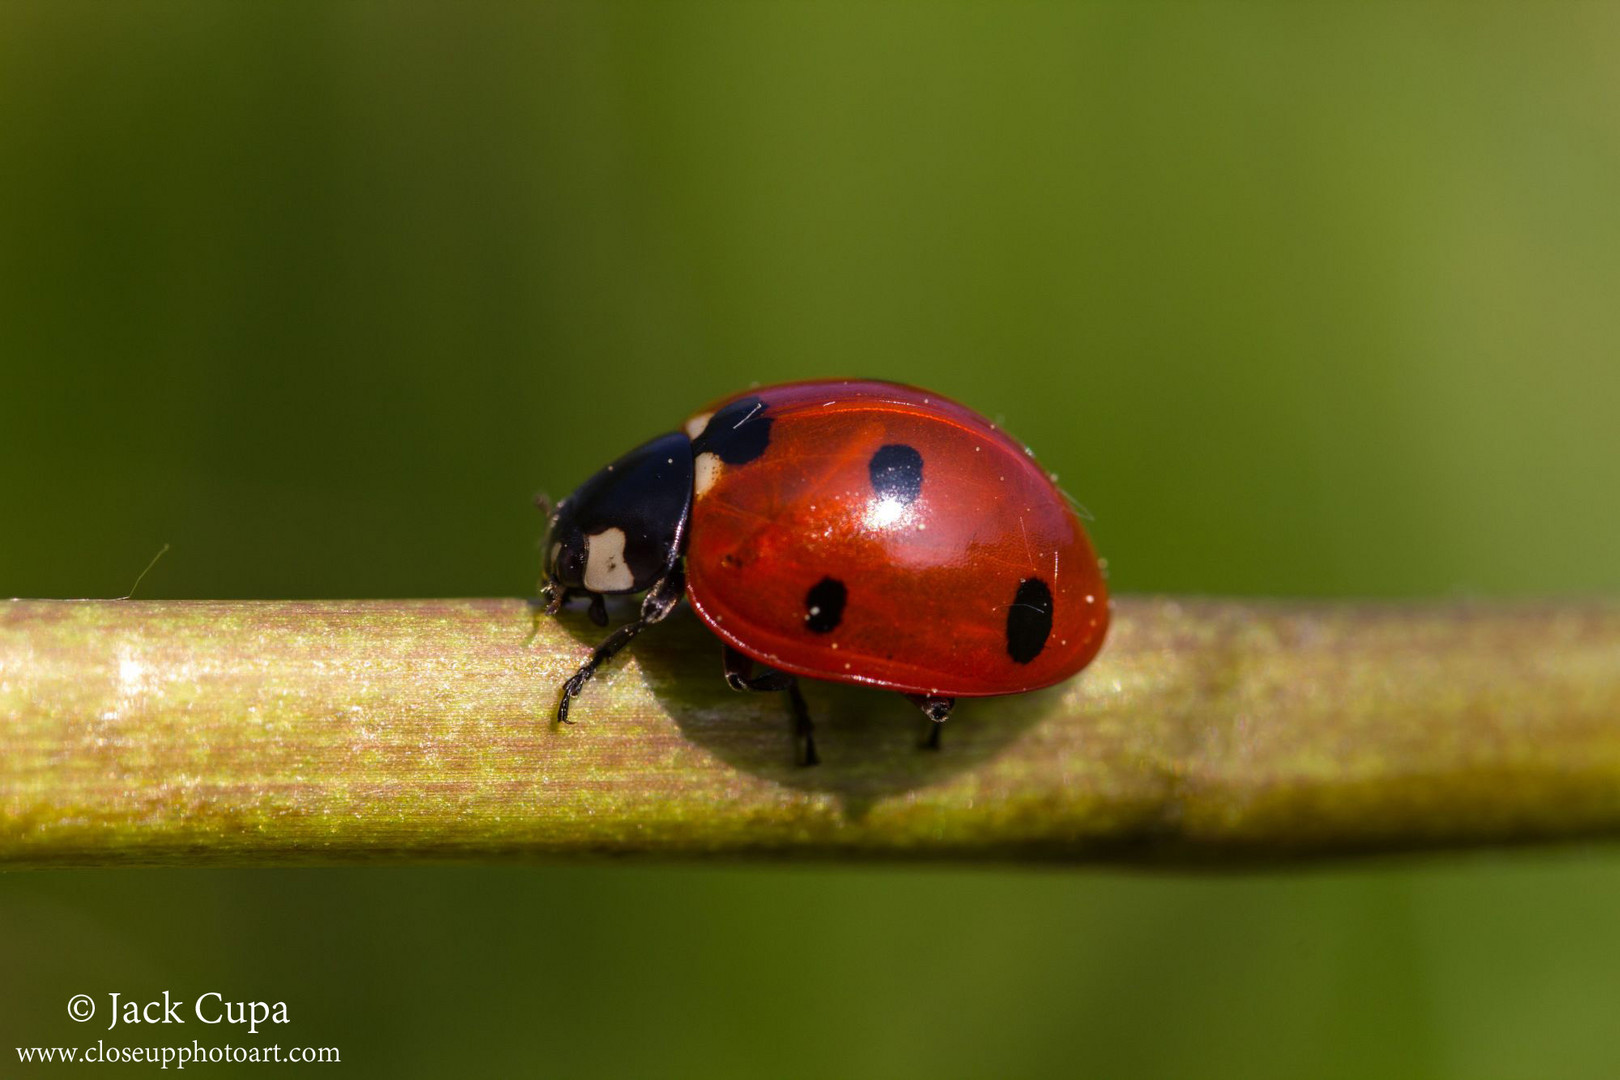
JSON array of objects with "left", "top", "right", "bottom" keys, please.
[{"left": 3, "top": 597, "right": 1619, "bottom": 867}]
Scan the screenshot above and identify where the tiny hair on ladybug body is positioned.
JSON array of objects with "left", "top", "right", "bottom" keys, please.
[{"left": 539, "top": 379, "right": 1109, "bottom": 765}]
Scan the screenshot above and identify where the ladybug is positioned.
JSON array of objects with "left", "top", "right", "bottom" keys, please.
[{"left": 539, "top": 379, "right": 1108, "bottom": 764}]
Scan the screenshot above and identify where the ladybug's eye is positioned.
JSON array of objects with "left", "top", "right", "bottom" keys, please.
[
  {"left": 560, "top": 543, "right": 587, "bottom": 585},
  {"left": 545, "top": 529, "right": 589, "bottom": 587}
]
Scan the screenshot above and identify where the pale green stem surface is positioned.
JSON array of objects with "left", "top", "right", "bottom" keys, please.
[{"left": 3, "top": 598, "right": 1619, "bottom": 868}]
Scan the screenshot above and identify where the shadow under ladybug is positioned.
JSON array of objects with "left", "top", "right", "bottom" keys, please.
[
  {"left": 541, "top": 599, "right": 1057, "bottom": 806},
  {"left": 640, "top": 608, "right": 1065, "bottom": 803}
]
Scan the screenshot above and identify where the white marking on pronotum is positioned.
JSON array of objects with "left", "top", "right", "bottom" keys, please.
[
  {"left": 583, "top": 527, "right": 634, "bottom": 591},
  {"left": 685, "top": 412, "right": 714, "bottom": 439},
  {"left": 549, "top": 541, "right": 562, "bottom": 568},
  {"left": 694, "top": 451, "right": 722, "bottom": 497}
]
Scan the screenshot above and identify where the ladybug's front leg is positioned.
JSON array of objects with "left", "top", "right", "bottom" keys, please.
[
  {"left": 555, "top": 567, "right": 684, "bottom": 723},
  {"left": 723, "top": 645, "right": 818, "bottom": 767},
  {"left": 541, "top": 585, "right": 609, "bottom": 627}
]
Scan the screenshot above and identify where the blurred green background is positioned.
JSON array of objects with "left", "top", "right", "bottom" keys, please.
[{"left": 4, "top": 2, "right": 1620, "bottom": 1076}]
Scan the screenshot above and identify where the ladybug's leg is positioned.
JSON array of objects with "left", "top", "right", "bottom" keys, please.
[
  {"left": 723, "top": 645, "right": 819, "bottom": 766},
  {"left": 785, "top": 682, "right": 817, "bottom": 767},
  {"left": 542, "top": 584, "right": 603, "bottom": 623},
  {"left": 905, "top": 694, "right": 955, "bottom": 750},
  {"left": 555, "top": 566, "right": 685, "bottom": 724},
  {"left": 721, "top": 646, "right": 793, "bottom": 692}
]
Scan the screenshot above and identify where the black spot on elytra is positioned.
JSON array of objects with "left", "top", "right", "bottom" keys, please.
[
  {"left": 1006, "top": 578, "right": 1053, "bottom": 664},
  {"left": 692, "top": 396, "right": 772, "bottom": 465},
  {"left": 868, "top": 444, "right": 923, "bottom": 505},
  {"left": 804, "top": 577, "right": 847, "bottom": 634}
]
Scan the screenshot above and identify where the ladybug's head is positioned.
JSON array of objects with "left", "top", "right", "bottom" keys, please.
[
  {"left": 537, "top": 499, "right": 584, "bottom": 610},
  {"left": 540, "top": 431, "right": 695, "bottom": 611}
]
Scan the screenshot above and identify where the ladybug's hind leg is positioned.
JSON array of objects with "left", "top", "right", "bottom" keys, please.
[
  {"left": 723, "top": 645, "right": 818, "bottom": 766},
  {"left": 555, "top": 567, "right": 684, "bottom": 724},
  {"left": 905, "top": 694, "right": 955, "bottom": 750}
]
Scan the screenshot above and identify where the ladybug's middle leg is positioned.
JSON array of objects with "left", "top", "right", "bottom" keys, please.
[{"left": 723, "top": 645, "right": 818, "bottom": 766}]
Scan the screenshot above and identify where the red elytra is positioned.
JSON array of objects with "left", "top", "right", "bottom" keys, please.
[
  {"left": 540, "top": 378, "right": 1109, "bottom": 760},
  {"left": 683, "top": 380, "right": 1108, "bottom": 696}
]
